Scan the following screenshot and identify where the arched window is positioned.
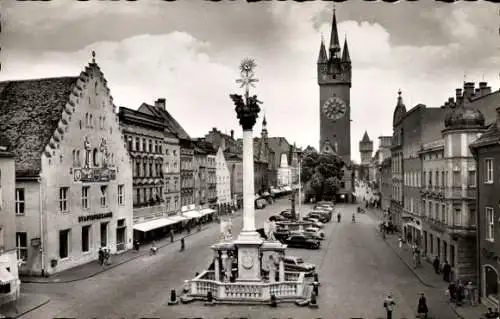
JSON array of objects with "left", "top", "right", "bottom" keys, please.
[
  {"left": 76, "top": 150, "right": 81, "bottom": 167},
  {"left": 485, "top": 265, "right": 498, "bottom": 298},
  {"left": 85, "top": 113, "right": 89, "bottom": 127},
  {"left": 93, "top": 148, "right": 99, "bottom": 167}
]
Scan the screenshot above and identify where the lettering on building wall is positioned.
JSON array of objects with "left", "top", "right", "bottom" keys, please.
[
  {"left": 78, "top": 212, "right": 113, "bottom": 223},
  {"left": 74, "top": 168, "right": 116, "bottom": 182}
]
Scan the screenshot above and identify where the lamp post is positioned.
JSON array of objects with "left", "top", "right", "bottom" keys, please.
[{"left": 298, "top": 152, "right": 302, "bottom": 221}]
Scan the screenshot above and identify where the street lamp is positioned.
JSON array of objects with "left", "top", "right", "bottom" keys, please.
[{"left": 298, "top": 151, "right": 302, "bottom": 221}]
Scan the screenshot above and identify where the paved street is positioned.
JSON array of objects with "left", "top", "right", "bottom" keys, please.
[{"left": 22, "top": 200, "right": 459, "bottom": 319}]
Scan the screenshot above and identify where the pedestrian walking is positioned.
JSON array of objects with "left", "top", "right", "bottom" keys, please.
[
  {"left": 433, "top": 256, "right": 440, "bottom": 274},
  {"left": 337, "top": 213, "right": 341, "bottom": 223},
  {"left": 134, "top": 240, "right": 140, "bottom": 252},
  {"left": 170, "top": 229, "right": 174, "bottom": 243},
  {"left": 383, "top": 294, "right": 396, "bottom": 319},
  {"left": 484, "top": 307, "right": 499, "bottom": 318},
  {"left": 442, "top": 260, "right": 451, "bottom": 282},
  {"left": 98, "top": 247, "right": 104, "bottom": 265},
  {"left": 417, "top": 293, "right": 429, "bottom": 318},
  {"left": 398, "top": 237, "right": 403, "bottom": 249},
  {"left": 448, "top": 282, "right": 457, "bottom": 303},
  {"left": 180, "top": 237, "right": 185, "bottom": 252},
  {"left": 456, "top": 280, "right": 465, "bottom": 306}
]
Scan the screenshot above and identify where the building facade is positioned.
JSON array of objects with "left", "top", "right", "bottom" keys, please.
[
  {"left": 471, "top": 107, "right": 500, "bottom": 309},
  {"left": 391, "top": 91, "right": 406, "bottom": 230},
  {"left": 2, "top": 58, "right": 133, "bottom": 276},
  {"left": 0, "top": 139, "right": 20, "bottom": 304},
  {"left": 216, "top": 144, "right": 232, "bottom": 208},
  {"left": 137, "top": 98, "right": 191, "bottom": 208},
  {"left": 163, "top": 129, "right": 181, "bottom": 216},
  {"left": 380, "top": 157, "right": 392, "bottom": 211},
  {"left": 118, "top": 107, "right": 167, "bottom": 240}
]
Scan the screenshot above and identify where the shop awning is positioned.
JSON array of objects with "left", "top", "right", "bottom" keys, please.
[
  {"left": 168, "top": 215, "right": 188, "bottom": 223},
  {"left": 284, "top": 186, "right": 293, "bottom": 192},
  {"left": 133, "top": 218, "right": 177, "bottom": 232},
  {"left": 0, "top": 268, "right": 14, "bottom": 284},
  {"left": 199, "top": 208, "right": 216, "bottom": 217},
  {"left": 183, "top": 210, "right": 203, "bottom": 219}
]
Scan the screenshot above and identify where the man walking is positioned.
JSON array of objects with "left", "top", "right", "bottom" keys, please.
[
  {"left": 417, "top": 293, "right": 429, "bottom": 318},
  {"left": 442, "top": 260, "right": 451, "bottom": 282},
  {"left": 433, "top": 256, "right": 440, "bottom": 274},
  {"left": 383, "top": 293, "right": 396, "bottom": 319}
]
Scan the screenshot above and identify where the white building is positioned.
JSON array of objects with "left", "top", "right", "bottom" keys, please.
[
  {"left": 0, "top": 54, "right": 133, "bottom": 276},
  {"left": 277, "top": 153, "right": 292, "bottom": 187},
  {"left": 0, "top": 139, "right": 20, "bottom": 304},
  {"left": 216, "top": 144, "right": 231, "bottom": 206}
]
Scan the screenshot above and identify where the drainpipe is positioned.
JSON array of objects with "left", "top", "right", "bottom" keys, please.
[
  {"left": 37, "top": 176, "right": 45, "bottom": 277},
  {"left": 471, "top": 147, "right": 481, "bottom": 303}
]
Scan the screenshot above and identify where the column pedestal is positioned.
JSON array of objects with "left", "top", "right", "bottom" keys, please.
[{"left": 279, "top": 253, "right": 285, "bottom": 282}]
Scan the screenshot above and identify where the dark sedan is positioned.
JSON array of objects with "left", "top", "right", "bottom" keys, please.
[{"left": 283, "top": 234, "right": 320, "bottom": 249}]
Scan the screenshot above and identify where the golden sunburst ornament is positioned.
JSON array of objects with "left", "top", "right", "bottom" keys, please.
[{"left": 239, "top": 58, "right": 256, "bottom": 74}]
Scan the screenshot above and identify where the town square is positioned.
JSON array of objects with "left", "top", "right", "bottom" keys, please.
[{"left": 0, "top": 1, "right": 499, "bottom": 319}]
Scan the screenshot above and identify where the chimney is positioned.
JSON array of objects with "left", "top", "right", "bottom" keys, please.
[
  {"left": 230, "top": 130, "right": 234, "bottom": 139},
  {"left": 463, "top": 82, "right": 475, "bottom": 98},
  {"left": 155, "top": 98, "right": 166, "bottom": 110},
  {"left": 479, "top": 82, "right": 492, "bottom": 96}
]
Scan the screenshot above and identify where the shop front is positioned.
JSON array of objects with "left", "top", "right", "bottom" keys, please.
[{"left": 402, "top": 214, "right": 423, "bottom": 247}]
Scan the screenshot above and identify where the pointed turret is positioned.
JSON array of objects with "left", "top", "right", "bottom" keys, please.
[
  {"left": 341, "top": 36, "right": 351, "bottom": 63},
  {"left": 261, "top": 116, "right": 268, "bottom": 139},
  {"left": 361, "top": 131, "right": 370, "bottom": 142},
  {"left": 329, "top": 9, "right": 341, "bottom": 59},
  {"left": 317, "top": 38, "right": 328, "bottom": 64}
]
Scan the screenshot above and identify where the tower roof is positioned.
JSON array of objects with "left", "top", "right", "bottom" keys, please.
[
  {"left": 396, "top": 89, "right": 406, "bottom": 111},
  {"left": 317, "top": 38, "right": 328, "bottom": 64},
  {"left": 341, "top": 36, "right": 351, "bottom": 62},
  {"left": 361, "top": 131, "right": 371, "bottom": 142},
  {"left": 262, "top": 115, "right": 267, "bottom": 126},
  {"left": 329, "top": 9, "right": 341, "bottom": 53},
  {"left": 444, "top": 91, "right": 485, "bottom": 130}
]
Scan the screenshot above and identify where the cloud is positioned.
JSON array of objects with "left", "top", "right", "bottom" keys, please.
[{"left": 2, "top": 1, "right": 500, "bottom": 163}]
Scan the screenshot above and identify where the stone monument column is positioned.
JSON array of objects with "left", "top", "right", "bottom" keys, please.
[{"left": 231, "top": 58, "right": 264, "bottom": 282}]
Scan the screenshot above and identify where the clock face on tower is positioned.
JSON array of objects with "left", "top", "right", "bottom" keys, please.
[{"left": 322, "top": 96, "right": 347, "bottom": 120}]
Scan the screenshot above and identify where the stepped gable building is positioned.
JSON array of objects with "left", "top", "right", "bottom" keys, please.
[
  {"left": 0, "top": 135, "right": 21, "bottom": 304},
  {"left": 0, "top": 54, "right": 133, "bottom": 276},
  {"left": 215, "top": 139, "right": 232, "bottom": 211},
  {"left": 138, "top": 99, "right": 193, "bottom": 207}
]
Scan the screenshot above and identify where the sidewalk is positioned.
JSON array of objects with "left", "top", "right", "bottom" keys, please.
[
  {"left": 22, "top": 209, "right": 245, "bottom": 284},
  {"left": 0, "top": 293, "right": 50, "bottom": 318},
  {"left": 367, "top": 207, "right": 488, "bottom": 319}
]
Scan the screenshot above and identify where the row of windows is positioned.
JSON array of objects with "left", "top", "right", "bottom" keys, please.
[
  {"left": 134, "top": 187, "right": 164, "bottom": 205},
  {"left": 14, "top": 185, "right": 124, "bottom": 215},
  {"left": 422, "top": 152, "right": 444, "bottom": 161},
  {"left": 82, "top": 113, "right": 107, "bottom": 130},
  {"left": 402, "top": 170, "right": 477, "bottom": 189},
  {"left": 125, "top": 135, "right": 174, "bottom": 155},
  {"left": 181, "top": 160, "right": 193, "bottom": 170},
  {"left": 133, "top": 159, "right": 165, "bottom": 178}
]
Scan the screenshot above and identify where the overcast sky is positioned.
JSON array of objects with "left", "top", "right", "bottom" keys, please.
[{"left": 1, "top": 1, "right": 498, "bottom": 162}]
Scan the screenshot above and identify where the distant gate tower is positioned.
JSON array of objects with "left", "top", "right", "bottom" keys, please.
[
  {"left": 359, "top": 131, "right": 373, "bottom": 165},
  {"left": 317, "top": 8, "right": 352, "bottom": 161}
]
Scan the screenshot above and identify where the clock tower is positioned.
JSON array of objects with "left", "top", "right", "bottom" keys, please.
[{"left": 317, "top": 9, "right": 352, "bottom": 162}]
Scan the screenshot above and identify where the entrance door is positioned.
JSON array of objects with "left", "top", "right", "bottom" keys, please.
[
  {"left": 100, "top": 222, "right": 108, "bottom": 247},
  {"left": 116, "top": 219, "right": 126, "bottom": 251},
  {"left": 437, "top": 237, "right": 441, "bottom": 259},
  {"left": 443, "top": 241, "right": 448, "bottom": 263}
]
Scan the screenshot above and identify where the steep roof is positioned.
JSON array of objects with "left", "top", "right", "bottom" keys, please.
[
  {"left": 0, "top": 76, "right": 79, "bottom": 176},
  {"left": 139, "top": 103, "right": 190, "bottom": 140},
  {"left": 361, "top": 131, "right": 371, "bottom": 142},
  {"left": 469, "top": 123, "right": 498, "bottom": 149}
]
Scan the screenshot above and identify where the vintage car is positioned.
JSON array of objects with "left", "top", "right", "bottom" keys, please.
[
  {"left": 283, "top": 234, "right": 320, "bottom": 249},
  {"left": 282, "top": 256, "right": 316, "bottom": 275}
]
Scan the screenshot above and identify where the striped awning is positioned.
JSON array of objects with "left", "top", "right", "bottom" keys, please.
[{"left": 183, "top": 210, "right": 203, "bottom": 219}]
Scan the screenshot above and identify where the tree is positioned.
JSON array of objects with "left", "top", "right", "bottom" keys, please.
[{"left": 301, "top": 151, "right": 344, "bottom": 202}]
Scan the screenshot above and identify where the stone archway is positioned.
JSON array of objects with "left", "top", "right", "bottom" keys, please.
[{"left": 483, "top": 264, "right": 499, "bottom": 301}]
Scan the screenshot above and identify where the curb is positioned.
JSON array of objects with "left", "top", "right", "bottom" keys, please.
[
  {"left": 9, "top": 296, "right": 51, "bottom": 319},
  {"left": 365, "top": 208, "right": 437, "bottom": 288},
  {"left": 22, "top": 209, "right": 250, "bottom": 284}
]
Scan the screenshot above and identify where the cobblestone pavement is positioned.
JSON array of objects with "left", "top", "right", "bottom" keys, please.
[{"left": 21, "top": 201, "right": 477, "bottom": 319}]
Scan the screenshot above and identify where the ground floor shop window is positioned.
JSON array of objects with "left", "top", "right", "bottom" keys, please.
[
  {"left": 484, "top": 265, "right": 499, "bottom": 300},
  {"left": 59, "top": 229, "right": 71, "bottom": 259},
  {"left": 81, "top": 225, "right": 91, "bottom": 253},
  {"left": 0, "top": 283, "right": 11, "bottom": 294},
  {"left": 100, "top": 222, "right": 108, "bottom": 247}
]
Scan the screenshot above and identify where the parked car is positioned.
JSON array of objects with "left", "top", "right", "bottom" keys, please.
[
  {"left": 274, "top": 228, "right": 292, "bottom": 242},
  {"left": 269, "top": 215, "right": 287, "bottom": 222},
  {"left": 303, "top": 217, "right": 324, "bottom": 228},
  {"left": 283, "top": 256, "right": 316, "bottom": 275},
  {"left": 255, "top": 198, "right": 267, "bottom": 209},
  {"left": 290, "top": 229, "right": 323, "bottom": 241},
  {"left": 283, "top": 234, "right": 320, "bottom": 249},
  {"left": 279, "top": 210, "right": 295, "bottom": 220},
  {"left": 306, "top": 212, "right": 330, "bottom": 223},
  {"left": 304, "top": 227, "right": 325, "bottom": 239}
]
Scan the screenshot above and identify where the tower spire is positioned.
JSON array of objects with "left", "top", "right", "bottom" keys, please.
[
  {"left": 341, "top": 35, "right": 351, "bottom": 62},
  {"left": 261, "top": 116, "right": 268, "bottom": 139},
  {"left": 329, "top": 7, "right": 341, "bottom": 58},
  {"left": 317, "top": 36, "right": 328, "bottom": 64}
]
